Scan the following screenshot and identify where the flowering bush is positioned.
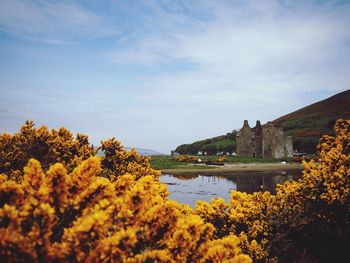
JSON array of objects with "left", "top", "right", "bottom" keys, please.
[
  {"left": 195, "top": 192, "right": 273, "bottom": 261},
  {"left": 0, "top": 121, "right": 95, "bottom": 181},
  {"left": 0, "top": 121, "right": 159, "bottom": 182},
  {"left": 1, "top": 119, "right": 350, "bottom": 262},
  {"left": 269, "top": 119, "right": 350, "bottom": 262},
  {"left": 173, "top": 155, "right": 199, "bottom": 163},
  {"left": 0, "top": 157, "right": 250, "bottom": 262},
  {"left": 0, "top": 122, "right": 249, "bottom": 262},
  {"left": 216, "top": 156, "right": 227, "bottom": 163},
  {"left": 196, "top": 119, "right": 350, "bottom": 262},
  {"left": 100, "top": 138, "right": 159, "bottom": 181}
]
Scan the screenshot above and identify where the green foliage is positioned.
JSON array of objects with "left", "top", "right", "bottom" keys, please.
[
  {"left": 293, "top": 136, "right": 320, "bottom": 153},
  {"left": 175, "top": 132, "right": 236, "bottom": 155},
  {"left": 149, "top": 156, "right": 213, "bottom": 170}
]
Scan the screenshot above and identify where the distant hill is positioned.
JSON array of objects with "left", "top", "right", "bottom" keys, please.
[
  {"left": 174, "top": 89, "right": 350, "bottom": 154},
  {"left": 125, "top": 147, "right": 164, "bottom": 156},
  {"left": 272, "top": 89, "right": 350, "bottom": 152},
  {"left": 96, "top": 147, "right": 163, "bottom": 156}
]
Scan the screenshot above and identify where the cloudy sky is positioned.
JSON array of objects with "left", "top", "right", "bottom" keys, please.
[{"left": 0, "top": 0, "right": 349, "bottom": 153}]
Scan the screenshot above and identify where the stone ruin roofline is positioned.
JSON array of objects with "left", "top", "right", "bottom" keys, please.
[{"left": 241, "top": 120, "right": 282, "bottom": 129}]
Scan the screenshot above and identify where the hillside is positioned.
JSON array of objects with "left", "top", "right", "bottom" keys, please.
[
  {"left": 174, "top": 132, "right": 236, "bottom": 155},
  {"left": 272, "top": 89, "right": 350, "bottom": 152},
  {"left": 174, "top": 89, "right": 350, "bottom": 154}
]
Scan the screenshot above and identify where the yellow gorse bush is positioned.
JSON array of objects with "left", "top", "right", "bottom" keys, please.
[
  {"left": 0, "top": 122, "right": 250, "bottom": 262},
  {"left": 0, "top": 121, "right": 159, "bottom": 182},
  {"left": 100, "top": 138, "right": 159, "bottom": 181},
  {"left": 216, "top": 156, "right": 227, "bottom": 163},
  {"left": 196, "top": 119, "right": 350, "bottom": 262},
  {"left": 0, "top": 157, "right": 250, "bottom": 262},
  {"left": 268, "top": 119, "right": 350, "bottom": 262},
  {"left": 195, "top": 192, "right": 272, "bottom": 261},
  {"left": 0, "top": 121, "right": 95, "bottom": 181},
  {"left": 173, "top": 155, "right": 199, "bottom": 163},
  {"left": 1, "top": 119, "right": 350, "bottom": 262}
]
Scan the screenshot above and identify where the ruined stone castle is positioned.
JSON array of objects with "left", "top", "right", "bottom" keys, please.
[{"left": 236, "top": 120, "right": 293, "bottom": 159}]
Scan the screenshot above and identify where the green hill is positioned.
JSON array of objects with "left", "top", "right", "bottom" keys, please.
[
  {"left": 174, "top": 132, "right": 236, "bottom": 155},
  {"left": 174, "top": 89, "right": 350, "bottom": 155},
  {"left": 272, "top": 89, "right": 350, "bottom": 153}
]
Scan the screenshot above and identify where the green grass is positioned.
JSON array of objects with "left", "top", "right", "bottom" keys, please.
[
  {"left": 150, "top": 155, "right": 280, "bottom": 170},
  {"left": 149, "top": 156, "right": 213, "bottom": 170},
  {"left": 282, "top": 116, "right": 337, "bottom": 137},
  {"left": 207, "top": 139, "right": 236, "bottom": 150}
]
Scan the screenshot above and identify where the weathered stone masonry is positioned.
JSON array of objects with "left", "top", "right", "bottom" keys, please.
[{"left": 236, "top": 120, "right": 293, "bottom": 159}]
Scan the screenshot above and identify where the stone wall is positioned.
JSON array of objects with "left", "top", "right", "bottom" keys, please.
[
  {"left": 261, "top": 123, "right": 285, "bottom": 158},
  {"left": 262, "top": 125, "right": 275, "bottom": 158}
]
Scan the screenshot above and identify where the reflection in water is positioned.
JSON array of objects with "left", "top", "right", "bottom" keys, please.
[
  {"left": 235, "top": 172, "right": 298, "bottom": 194},
  {"left": 160, "top": 170, "right": 301, "bottom": 207},
  {"left": 161, "top": 174, "right": 237, "bottom": 208}
]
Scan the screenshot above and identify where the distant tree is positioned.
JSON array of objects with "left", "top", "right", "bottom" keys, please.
[
  {"left": 223, "top": 144, "right": 235, "bottom": 153},
  {"left": 202, "top": 145, "right": 217, "bottom": 155},
  {"left": 174, "top": 144, "right": 190, "bottom": 155}
]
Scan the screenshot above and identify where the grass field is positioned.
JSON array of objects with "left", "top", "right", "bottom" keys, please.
[
  {"left": 149, "top": 156, "right": 214, "bottom": 170},
  {"left": 150, "top": 155, "right": 280, "bottom": 170}
]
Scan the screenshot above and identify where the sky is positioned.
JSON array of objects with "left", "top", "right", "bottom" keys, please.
[{"left": 0, "top": 0, "right": 350, "bottom": 154}]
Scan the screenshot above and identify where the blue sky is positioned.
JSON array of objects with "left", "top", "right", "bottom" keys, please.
[{"left": 0, "top": 0, "right": 349, "bottom": 153}]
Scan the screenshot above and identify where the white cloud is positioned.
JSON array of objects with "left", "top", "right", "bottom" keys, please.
[
  {"left": 108, "top": 0, "right": 350, "bottom": 96},
  {"left": 102, "top": 0, "right": 350, "bottom": 152},
  {"left": 0, "top": 0, "right": 115, "bottom": 43},
  {"left": 1, "top": 0, "right": 350, "bottom": 153}
]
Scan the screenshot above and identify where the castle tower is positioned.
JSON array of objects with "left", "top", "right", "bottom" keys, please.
[
  {"left": 236, "top": 120, "right": 254, "bottom": 157},
  {"left": 254, "top": 120, "right": 263, "bottom": 158}
]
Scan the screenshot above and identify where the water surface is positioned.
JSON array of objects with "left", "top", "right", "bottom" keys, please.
[
  {"left": 160, "top": 170, "right": 301, "bottom": 207},
  {"left": 161, "top": 174, "right": 236, "bottom": 207}
]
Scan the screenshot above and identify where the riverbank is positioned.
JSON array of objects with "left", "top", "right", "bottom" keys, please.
[{"left": 161, "top": 162, "right": 302, "bottom": 175}]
